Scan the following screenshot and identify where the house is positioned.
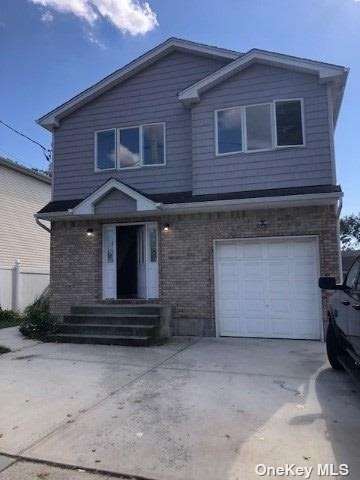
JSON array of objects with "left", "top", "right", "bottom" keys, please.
[
  {"left": 36, "top": 38, "right": 348, "bottom": 343},
  {"left": 0, "top": 156, "right": 51, "bottom": 310}
]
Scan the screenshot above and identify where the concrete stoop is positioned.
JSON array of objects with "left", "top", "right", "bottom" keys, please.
[{"left": 48, "top": 304, "right": 172, "bottom": 346}]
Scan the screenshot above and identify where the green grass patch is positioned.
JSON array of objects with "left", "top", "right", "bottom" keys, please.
[{"left": 0, "top": 345, "right": 11, "bottom": 354}]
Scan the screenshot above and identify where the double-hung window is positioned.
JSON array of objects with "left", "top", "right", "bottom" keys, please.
[
  {"left": 215, "top": 99, "right": 304, "bottom": 155},
  {"left": 95, "top": 123, "right": 165, "bottom": 171}
]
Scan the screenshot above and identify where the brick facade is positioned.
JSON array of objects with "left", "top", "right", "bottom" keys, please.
[{"left": 50, "top": 205, "right": 340, "bottom": 337}]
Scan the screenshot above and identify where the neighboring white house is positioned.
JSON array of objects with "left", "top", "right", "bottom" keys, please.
[{"left": 0, "top": 156, "right": 51, "bottom": 310}]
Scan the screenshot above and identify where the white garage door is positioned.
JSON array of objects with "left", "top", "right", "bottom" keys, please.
[{"left": 215, "top": 237, "right": 321, "bottom": 340}]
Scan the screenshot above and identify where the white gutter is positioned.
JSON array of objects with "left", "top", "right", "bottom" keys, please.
[{"left": 163, "top": 191, "right": 342, "bottom": 213}]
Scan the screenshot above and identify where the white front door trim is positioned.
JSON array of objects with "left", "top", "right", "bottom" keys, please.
[
  {"left": 102, "top": 221, "right": 159, "bottom": 300},
  {"left": 213, "top": 235, "right": 323, "bottom": 340}
]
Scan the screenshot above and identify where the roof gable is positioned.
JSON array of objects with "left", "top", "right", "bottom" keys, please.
[
  {"left": 37, "top": 38, "right": 240, "bottom": 131},
  {"left": 178, "top": 49, "right": 348, "bottom": 122},
  {"left": 94, "top": 188, "right": 136, "bottom": 215},
  {"left": 72, "top": 179, "right": 161, "bottom": 215}
]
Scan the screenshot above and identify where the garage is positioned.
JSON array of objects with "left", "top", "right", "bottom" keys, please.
[{"left": 215, "top": 237, "right": 322, "bottom": 340}]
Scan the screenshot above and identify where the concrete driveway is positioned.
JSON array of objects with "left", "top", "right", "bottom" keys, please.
[{"left": 0, "top": 327, "right": 359, "bottom": 480}]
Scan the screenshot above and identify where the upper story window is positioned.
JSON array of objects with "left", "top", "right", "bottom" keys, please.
[
  {"left": 118, "top": 127, "right": 140, "bottom": 168},
  {"left": 215, "top": 99, "right": 304, "bottom": 156},
  {"left": 275, "top": 100, "right": 304, "bottom": 147},
  {"left": 143, "top": 124, "right": 165, "bottom": 166},
  {"left": 95, "top": 123, "right": 165, "bottom": 171},
  {"left": 217, "top": 108, "right": 243, "bottom": 154},
  {"left": 96, "top": 129, "right": 116, "bottom": 170},
  {"left": 245, "top": 103, "right": 273, "bottom": 151}
]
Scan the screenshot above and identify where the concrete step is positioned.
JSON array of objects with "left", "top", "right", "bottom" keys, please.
[
  {"left": 52, "top": 304, "right": 172, "bottom": 346},
  {"left": 64, "top": 314, "right": 160, "bottom": 325},
  {"left": 57, "top": 323, "right": 157, "bottom": 337},
  {"left": 71, "top": 304, "right": 162, "bottom": 315},
  {"left": 48, "top": 333, "right": 153, "bottom": 346}
]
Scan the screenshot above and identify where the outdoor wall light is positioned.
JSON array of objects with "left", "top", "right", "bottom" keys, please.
[
  {"left": 86, "top": 228, "right": 94, "bottom": 237},
  {"left": 163, "top": 224, "right": 170, "bottom": 232},
  {"left": 257, "top": 219, "right": 268, "bottom": 228}
]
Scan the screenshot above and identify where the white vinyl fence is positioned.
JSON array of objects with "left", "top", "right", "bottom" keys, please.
[{"left": 0, "top": 260, "right": 49, "bottom": 312}]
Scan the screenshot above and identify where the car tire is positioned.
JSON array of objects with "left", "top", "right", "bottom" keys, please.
[{"left": 326, "top": 324, "right": 344, "bottom": 370}]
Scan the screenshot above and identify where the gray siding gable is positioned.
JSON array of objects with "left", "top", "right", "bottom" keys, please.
[
  {"left": 53, "top": 53, "right": 335, "bottom": 204},
  {"left": 191, "top": 63, "right": 333, "bottom": 195},
  {"left": 53, "top": 51, "right": 229, "bottom": 201},
  {"left": 94, "top": 189, "right": 136, "bottom": 215}
]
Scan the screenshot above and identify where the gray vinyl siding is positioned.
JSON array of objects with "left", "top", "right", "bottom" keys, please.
[
  {"left": 94, "top": 189, "right": 136, "bottom": 215},
  {"left": 191, "top": 64, "right": 333, "bottom": 195},
  {"left": 53, "top": 51, "right": 229, "bottom": 201},
  {"left": 0, "top": 165, "right": 50, "bottom": 269}
]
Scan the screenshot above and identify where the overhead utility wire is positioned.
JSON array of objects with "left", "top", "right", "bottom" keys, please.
[{"left": 0, "top": 119, "right": 52, "bottom": 162}]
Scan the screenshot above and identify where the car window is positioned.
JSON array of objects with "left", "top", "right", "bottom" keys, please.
[
  {"left": 355, "top": 265, "right": 360, "bottom": 292},
  {"left": 345, "top": 259, "right": 360, "bottom": 290}
]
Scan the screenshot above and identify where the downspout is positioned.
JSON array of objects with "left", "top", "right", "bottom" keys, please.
[
  {"left": 35, "top": 216, "right": 51, "bottom": 233},
  {"left": 337, "top": 196, "right": 343, "bottom": 218}
]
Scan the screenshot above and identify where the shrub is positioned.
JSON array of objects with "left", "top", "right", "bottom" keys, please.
[
  {"left": 0, "top": 308, "right": 21, "bottom": 329},
  {"left": 20, "top": 296, "right": 57, "bottom": 340}
]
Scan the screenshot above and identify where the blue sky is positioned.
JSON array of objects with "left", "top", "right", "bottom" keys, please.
[{"left": 0, "top": 0, "right": 359, "bottom": 214}]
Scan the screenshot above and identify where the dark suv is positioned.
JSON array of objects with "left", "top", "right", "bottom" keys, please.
[{"left": 319, "top": 256, "right": 360, "bottom": 375}]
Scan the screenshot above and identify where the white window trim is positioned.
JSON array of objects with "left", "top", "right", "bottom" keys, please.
[
  {"left": 215, "top": 98, "right": 305, "bottom": 157},
  {"left": 94, "top": 128, "right": 117, "bottom": 172},
  {"left": 95, "top": 123, "right": 166, "bottom": 172}
]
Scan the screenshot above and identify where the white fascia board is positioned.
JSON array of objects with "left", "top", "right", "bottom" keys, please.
[
  {"left": 178, "top": 49, "right": 347, "bottom": 106},
  {"left": 35, "top": 191, "right": 342, "bottom": 220},
  {"left": 72, "top": 179, "right": 161, "bottom": 215},
  {"left": 37, "top": 39, "right": 239, "bottom": 131},
  {"left": 162, "top": 191, "right": 343, "bottom": 214}
]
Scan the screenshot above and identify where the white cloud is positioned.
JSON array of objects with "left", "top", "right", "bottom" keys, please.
[
  {"left": 31, "top": 0, "right": 97, "bottom": 23},
  {"left": 95, "top": 0, "right": 158, "bottom": 35},
  {"left": 30, "top": 0, "right": 158, "bottom": 35},
  {"left": 40, "top": 10, "right": 54, "bottom": 22}
]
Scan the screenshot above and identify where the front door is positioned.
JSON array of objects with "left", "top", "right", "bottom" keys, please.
[
  {"left": 117, "top": 225, "right": 138, "bottom": 298},
  {"left": 102, "top": 223, "right": 159, "bottom": 300}
]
